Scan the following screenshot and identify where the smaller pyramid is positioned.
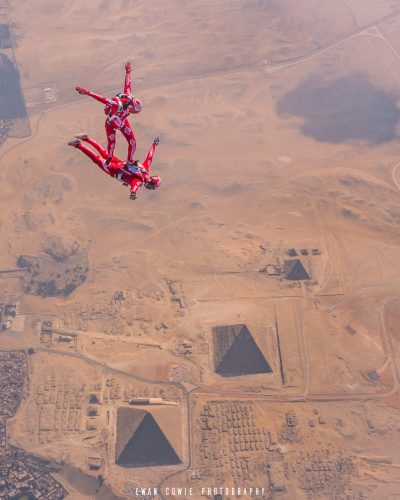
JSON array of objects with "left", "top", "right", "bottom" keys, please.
[
  {"left": 213, "top": 324, "right": 272, "bottom": 377},
  {"left": 115, "top": 408, "right": 181, "bottom": 468},
  {"left": 284, "top": 259, "right": 310, "bottom": 280}
]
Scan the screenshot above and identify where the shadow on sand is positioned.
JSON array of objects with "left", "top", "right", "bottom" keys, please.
[
  {"left": 0, "top": 52, "right": 27, "bottom": 119},
  {"left": 276, "top": 73, "right": 400, "bottom": 144}
]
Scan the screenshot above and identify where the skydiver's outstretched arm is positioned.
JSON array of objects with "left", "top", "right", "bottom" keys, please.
[
  {"left": 76, "top": 87, "right": 112, "bottom": 106},
  {"left": 141, "top": 137, "right": 159, "bottom": 172},
  {"left": 129, "top": 178, "right": 142, "bottom": 200},
  {"left": 124, "top": 61, "right": 132, "bottom": 95}
]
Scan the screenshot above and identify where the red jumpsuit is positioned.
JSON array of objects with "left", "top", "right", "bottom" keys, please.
[
  {"left": 78, "top": 66, "right": 141, "bottom": 162},
  {"left": 76, "top": 136, "right": 156, "bottom": 197}
]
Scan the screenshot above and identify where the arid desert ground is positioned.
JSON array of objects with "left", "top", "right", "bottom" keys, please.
[{"left": 1, "top": 0, "right": 400, "bottom": 499}]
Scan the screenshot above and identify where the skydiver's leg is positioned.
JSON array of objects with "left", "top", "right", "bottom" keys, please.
[
  {"left": 83, "top": 136, "right": 108, "bottom": 159},
  {"left": 69, "top": 139, "right": 119, "bottom": 176},
  {"left": 76, "top": 143, "right": 106, "bottom": 171},
  {"left": 120, "top": 120, "right": 136, "bottom": 162},
  {"left": 105, "top": 122, "right": 117, "bottom": 161},
  {"left": 77, "top": 133, "right": 119, "bottom": 162},
  {"left": 141, "top": 140, "right": 158, "bottom": 172}
]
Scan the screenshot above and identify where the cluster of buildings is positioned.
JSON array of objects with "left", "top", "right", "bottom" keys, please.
[
  {"left": 0, "top": 351, "right": 27, "bottom": 417},
  {"left": 279, "top": 410, "right": 301, "bottom": 442},
  {"left": 35, "top": 370, "right": 86, "bottom": 443},
  {"left": 296, "top": 450, "right": 355, "bottom": 495},
  {"left": 195, "top": 402, "right": 356, "bottom": 495},
  {"left": 103, "top": 377, "right": 182, "bottom": 405},
  {"left": 60, "top": 295, "right": 132, "bottom": 335},
  {"left": 0, "top": 351, "right": 67, "bottom": 499},
  {"left": 197, "top": 402, "right": 272, "bottom": 483},
  {"left": 0, "top": 118, "right": 10, "bottom": 146},
  {"left": 39, "top": 321, "right": 77, "bottom": 351},
  {"left": 0, "top": 418, "right": 5, "bottom": 459},
  {"left": 0, "top": 459, "right": 67, "bottom": 499}
]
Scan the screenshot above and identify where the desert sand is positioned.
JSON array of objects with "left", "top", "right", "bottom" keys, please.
[{"left": 0, "top": 0, "right": 400, "bottom": 498}]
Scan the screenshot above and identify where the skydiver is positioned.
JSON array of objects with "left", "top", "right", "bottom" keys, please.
[
  {"left": 75, "top": 61, "right": 141, "bottom": 165},
  {"left": 67, "top": 134, "right": 161, "bottom": 201}
]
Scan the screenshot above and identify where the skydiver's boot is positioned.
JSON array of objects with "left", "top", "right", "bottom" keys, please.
[
  {"left": 153, "top": 137, "right": 160, "bottom": 147},
  {"left": 67, "top": 139, "right": 81, "bottom": 148},
  {"left": 75, "top": 133, "right": 88, "bottom": 140}
]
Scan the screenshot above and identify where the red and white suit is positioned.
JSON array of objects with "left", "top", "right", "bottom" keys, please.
[
  {"left": 75, "top": 136, "right": 158, "bottom": 198},
  {"left": 76, "top": 62, "right": 142, "bottom": 163}
]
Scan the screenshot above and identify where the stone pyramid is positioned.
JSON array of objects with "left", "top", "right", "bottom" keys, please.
[
  {"left": 115, "top": 408, "right": 181, "bottom": 467},
  {"left": 284, "top": 259, "right": 310, "bottom": 280},
  {"left": 213, "top": 324, "right": 272, "bottom": 377}
]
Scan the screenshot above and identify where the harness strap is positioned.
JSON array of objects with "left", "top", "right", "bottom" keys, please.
[{"left": 106, "top": 96, "right": 124, "bottom": 124}]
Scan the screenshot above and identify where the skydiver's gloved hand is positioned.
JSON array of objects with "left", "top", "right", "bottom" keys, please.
[
  {"left": 104, "top": 157, "right": 112, "bottom": 166},
  {"left": 153, "top": 137, "right": 160, "bottom": 147},
  {"left": 130, "top": 192, "right": 137, "bottom": 201},
  {"left": 125, "top": 61, "right": 132, "bottom": 73},
  {"left": 76, "top": 86, "right": 88, "bottom": 95}
]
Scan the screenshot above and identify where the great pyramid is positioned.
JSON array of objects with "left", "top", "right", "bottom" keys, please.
[
  {"left": 284, "top": 259, "right": 310, "bottom": 280},
  {"left": 115, "top": 408, "right": 181, "bottom": 467},
  {"left": 212, "top": 324, "right": 272, "bottom": 377}
]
